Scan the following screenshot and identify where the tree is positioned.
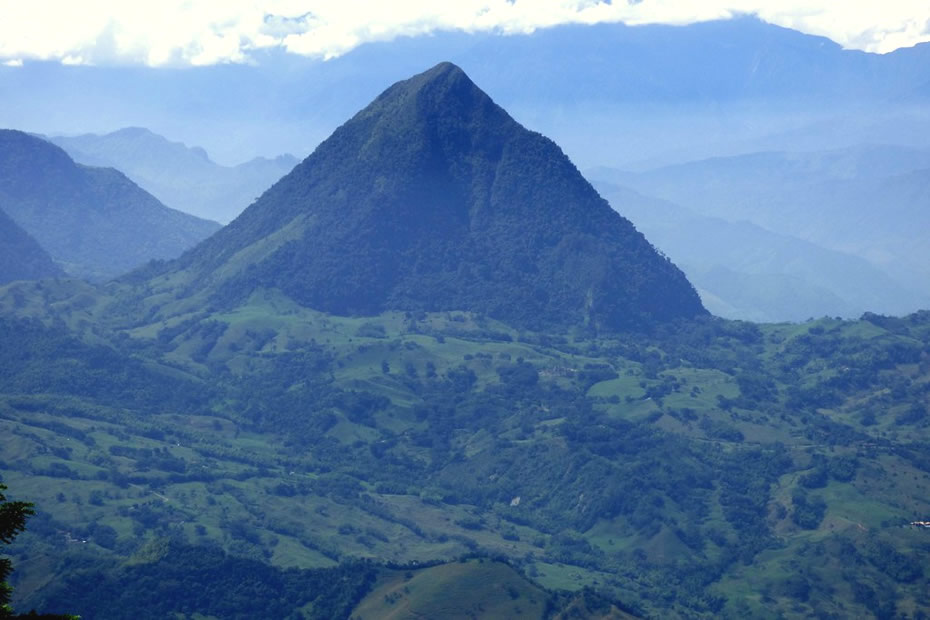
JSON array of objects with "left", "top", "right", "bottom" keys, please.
[
  {"left": 0, "top": 483, "right": 76, "bottom": 620},
  {"left": 0, "top": 483, "right": 34, "bottom": 617}
]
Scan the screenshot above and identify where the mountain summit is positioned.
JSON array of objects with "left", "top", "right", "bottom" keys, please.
[{"left": 157, "top": 62, "right": 705, "bottom": 330}]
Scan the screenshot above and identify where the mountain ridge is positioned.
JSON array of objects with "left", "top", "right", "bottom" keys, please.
[
  {"left": 0, "top": 129, "right": 222, "bottom": 280},
  {"left": 147, "top": 62, "right": 705, "bottom": 331},
  {"left": 50, "top": 128, "right": 298, "bottom": 223},
  {"left": 0, "top": 205, "right": 64, "bottom": 283}
]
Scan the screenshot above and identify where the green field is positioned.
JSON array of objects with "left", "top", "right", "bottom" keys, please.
[{"left": 1, "top": 280, "right": 929, "bottom": 618}]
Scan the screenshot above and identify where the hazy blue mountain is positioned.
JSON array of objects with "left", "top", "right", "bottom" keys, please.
[
  {"left": 0, "top": 205, "right": 64, "bottom": 283},
  {"left": 0, "top": 130, "right": 222, "bottom": 281},
  {"left": 141, "top": 63, "right": 705, "bottom": 331},
  {"left": 593, "top": 182, "right": 925, "bottom": 321},
  {"left": 3, "top": 18, "right": 930, "bottom": 168},
  {"left": 50, "top": 128, "right": 298, "bottom": 223},
  {"left": 590, "top": 145, "right": 930, "bottom": 313}
]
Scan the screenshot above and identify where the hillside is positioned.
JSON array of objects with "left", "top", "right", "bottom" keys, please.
[
  {"left": 50, "top": 128, "right": 298, "bottom": 224},
  {"left": 0, "top": 272, "right": 928, "bottom": 617},
  {"left": 0, "top": 206, "right": 64, "bottom": 284},
  {"left": 593, "top": 146, "right": 930, "bottom": 289},
  {"left": 591, "top": 182, "right": 923, "bottom": 321},
  {"left": 23, "top": 540, "right": 624, "bottom": 620},
  {"left": 351, "top": 558, "right": 635, "bottom": 619},
  {"left": 2, "top": 58, "right": 930, "bottom": 619},
  {"left": 141, "top": 62, "right": 704, "bottom": 332},
  {"left": 0, "top": 130, "right": 221, "bottom": 281}
]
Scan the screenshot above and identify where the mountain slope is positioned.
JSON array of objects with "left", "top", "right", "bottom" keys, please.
[
  {"left": 150, "top": 62, "right": 705, "bottom": 331},
  {"left": 50, "top": 128, "right": 298, "bottom": 224},
  {"left": 590, "top": 146, "right": 930, "bottom": 313},
  {"left": 0, "top": 130, "right": 222, "bottom": 281},
  {"left": 592, "top": 182, "right": 926, "bottom": 320},
  {"left": 0, "top": 206, "right": 64, "bottom": 284}
]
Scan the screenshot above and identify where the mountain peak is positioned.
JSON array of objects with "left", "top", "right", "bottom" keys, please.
[
  {"left": 157, "top": 64, "right": 705, "bottom": 331},
  {"left": 411, "top": 60, "right": 466, "bottom": 84},
  {"left": 112, "top": 126, "right": 158, "bottom": 139},
  {"left": 379, "top": 61, "right": 470, "bottom": 97},
  {"left": 359, "top": 60, "right": 496, "bottom": 129}
]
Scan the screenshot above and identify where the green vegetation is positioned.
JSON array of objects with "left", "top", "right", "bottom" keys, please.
[
  {"left": 0, "top": 483, "right": 74, "bottom": 619},
  {"left": 1, "top": 63, "right": 929, "bottom": 619},
  {"left": 1, "top": 483, "right": 34, "bottom": 616},
  {"left": 351, "top": 557, "right": 634, "bottom": 619},
  {"left": 31, "top": 540, "right": 377, "bottom": 620},
  {"left": 1, "top": 278, "right": 929, "bottom": 617},
  {"left": 144, "top": 63, "right": 704, "bottom": 332}
]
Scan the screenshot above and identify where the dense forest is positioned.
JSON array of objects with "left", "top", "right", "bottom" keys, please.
[
  {"left": 1, "top": 62, "right": 929, "bottom": 619},
  {"left": 1, "top": 277, "right": 928, "bottom": 617}
]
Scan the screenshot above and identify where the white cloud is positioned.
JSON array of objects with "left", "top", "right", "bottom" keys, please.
[
  {"left": 0, "top": 1, "right": 927, "bottom": 67},
  {"left": 2, "top": 59, "right": 23, "bottom": 67}
]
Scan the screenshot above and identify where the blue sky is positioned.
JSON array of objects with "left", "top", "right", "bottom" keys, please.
[{"left": 1, "top": 0, "right": 929, "bottom": 68}]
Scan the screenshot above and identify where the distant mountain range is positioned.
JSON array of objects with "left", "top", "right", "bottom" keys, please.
[
  {"left": 4, "top": 17, "right": 930, "bottom": 167},
  {"left": 0, "top": 205, "right": 63, "bottom": 284},
  {"left": 588, "top": 144, "right": 930, "bottom": 319},
  {"left": 50, "top": 128, "right": 298, "bottom": 224},
  {"left": 0, "top": 130, "right": 221, "bottom": 281},
  {"left": 592, "top": 182, "right": 923, "bottom": 322},
  {"left": 137, "top": 62, "right": 705, "bottom": 332}
]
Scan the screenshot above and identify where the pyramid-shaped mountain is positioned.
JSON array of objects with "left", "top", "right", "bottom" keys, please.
[{"left": 161, "top": 63, "right": 705, "bottom": 331}]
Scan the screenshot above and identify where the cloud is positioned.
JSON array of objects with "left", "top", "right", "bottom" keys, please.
[{"left": 0, "top": 1, "right": 927, "bottom": 67}]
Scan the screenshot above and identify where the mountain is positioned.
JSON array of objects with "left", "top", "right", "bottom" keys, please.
[
  {"left": 145, "top": 62, "right": 705, "bottom": 332},
  {"left": 0, "top": 28, "right": 928, "bottom": 620},
  {"left": 592, "top": 182, "right": 926, "bottom": 321},
  {"left": 25, "top": 544, "right": 626, "bottom": 620},
  {"left": 0, "top": 206, "right": 64, "bottom": 283},
  {"left": 50, "top": 128, "right": 298, "bottom": 224},
  {"left": 4, "top": 275, "right": 930, "bottom": 617},
  {"left": 0, "top": 130, "right": 222, "bottom": 281},
  {"left": 589, "top": 145, "right": 930, "bottom": 314},
  {"left": 6, "top": 18, "right": 930, "bottom": 169}
]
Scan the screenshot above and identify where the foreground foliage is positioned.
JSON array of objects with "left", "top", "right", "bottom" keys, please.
[{"left": 0, "top": 278, "right": 929, "bottom": 617}]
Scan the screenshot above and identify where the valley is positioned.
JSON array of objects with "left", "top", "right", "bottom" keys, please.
[
  {"left": 1, "top": 14, "right": 930, "bottom": 618},
  {"left": 1, "top": 278, "right": 928, "bottom": 617}
]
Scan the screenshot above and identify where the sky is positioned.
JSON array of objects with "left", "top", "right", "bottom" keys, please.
[{"left": 1, "top": 0, "right": 929, "bottom": 68}]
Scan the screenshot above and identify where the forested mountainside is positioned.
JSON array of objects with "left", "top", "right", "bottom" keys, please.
[
  {"left": 137, "top": 63, "right": 704, "bottom": 332},
  {"left": 0, "top": 206, "right": 63, "bottom": 284},
  {"left": 1, "top": 278, "right": 928, "bottom": 617},
  {"left": 0, "top": 61, "right": 928, "bottom": 619},
  {"left": 0, "top": 130, "right": 220, "bottom": 281}
]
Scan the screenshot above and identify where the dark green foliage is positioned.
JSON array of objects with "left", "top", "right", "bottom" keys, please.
[
  {"left": 158, "top": 63, "right": 705, "bottom": 332},
  {"left": 791, "top": 489, "right": 826, "bottom": 529},
  {"left": 864, "top": 541, "right": 923, "bottom": 584},
  {"left": 32, "top": 542, "right": 378, "bottom": 620},
  {"left": 3, "top": 272, "right": 930, "bottom": 617},
  {"left": 0, "top": 317, "right": 211, "bottom": 413},
  {"left": 0, "top": 130, "right": 220, "bottom": 280},
  {"left": 0, "top": 486, "right": 34, "bottom": 572},
  {"left": 0, "top": 484, "right": 75, "bottom": 620}
]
